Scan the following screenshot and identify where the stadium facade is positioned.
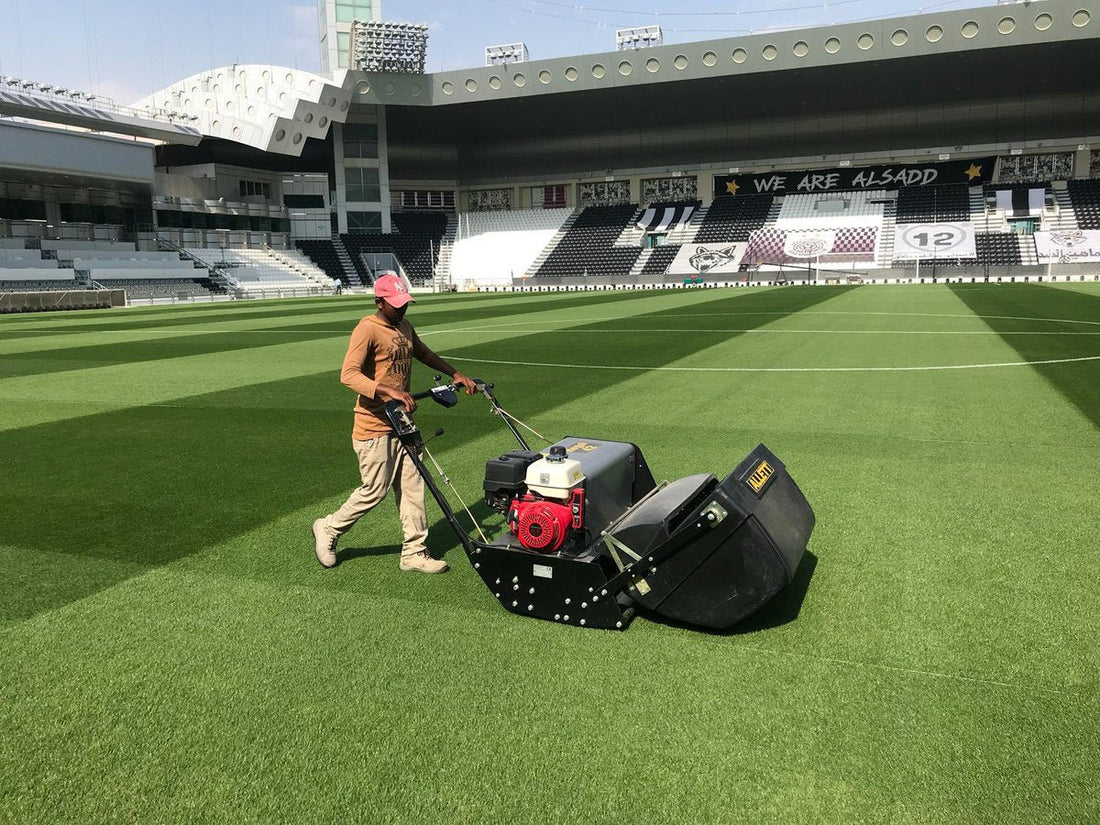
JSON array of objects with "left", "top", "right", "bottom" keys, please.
[{"left": 1, "top": 0, "right": 1099, "bottom": 303}]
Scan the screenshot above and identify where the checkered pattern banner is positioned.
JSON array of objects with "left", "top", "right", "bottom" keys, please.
[{"left": 744, "top": 227, "right": 879, "bottom": 264}]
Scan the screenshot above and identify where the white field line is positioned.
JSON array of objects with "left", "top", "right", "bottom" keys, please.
[
  {"left": 447, "top": 355, "right": 1100, "bottom": 373},
  {"left": 420, "top": 308, "right": 1100, "bottom": 372},
  {"left": 418, "top": 309, "right": 1100, "bottom": 333},
  {"left": 424, "top": 328, "right": 1100, "bottom": 336}
]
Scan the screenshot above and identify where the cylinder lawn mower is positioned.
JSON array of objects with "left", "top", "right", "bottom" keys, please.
[{"left": 384, "top": 380, "right": 815, "bottom": 632}]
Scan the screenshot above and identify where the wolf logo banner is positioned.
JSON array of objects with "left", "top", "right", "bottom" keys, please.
[{"left": 669, "top": 243, "right": 746, "bottom": 276}]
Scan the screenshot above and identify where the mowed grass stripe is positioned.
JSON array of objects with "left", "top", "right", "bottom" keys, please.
[
  {"left": 0, "top": 289, "right": 743, "bottom": 379},
  {"left": 950, "top": 283, "right": 1100, "bottom": 430}
]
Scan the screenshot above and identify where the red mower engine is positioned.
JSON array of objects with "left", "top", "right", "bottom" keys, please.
[
  {"left": 484, "top": 445, "right": 586, "bottom": 553},
  {"left": 508, "top": 489, "right": 584, "bottom": 552}
]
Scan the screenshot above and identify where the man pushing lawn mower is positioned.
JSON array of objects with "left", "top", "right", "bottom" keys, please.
[
  {"left": 309, "top": 276, "right": 815, "bottom": 631},
  {"left": 311, "top": 272, "right": 476, "bottom": 572}
]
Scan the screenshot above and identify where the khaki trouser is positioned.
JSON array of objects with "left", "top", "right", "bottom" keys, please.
[{"left": 323, "top": 434, "right": 428, "bottom": 558}]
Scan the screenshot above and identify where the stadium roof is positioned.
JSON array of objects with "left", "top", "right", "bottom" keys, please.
[
  {"left": 74, "top": 1, "right": 1100, "bottom": 164},
  {"left": 0, "top": 87, "right": 201, "bottom": 145},
  {"left": 354, "top": 2, "right": 1098, "bottom": 107}
]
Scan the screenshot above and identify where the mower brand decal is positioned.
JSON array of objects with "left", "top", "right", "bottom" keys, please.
[
  {"left": 533, "top": 564, "right": 553, "bottom": 579},
  {"left": 746, "top": 460, "right": 775, "bottom": 494},
  {"left": 566, "top": 442, "right": 599, "bottom": 453}
]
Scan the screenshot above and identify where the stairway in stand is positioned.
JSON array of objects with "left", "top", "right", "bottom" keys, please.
[
  {"left": 435, "top": 213, "right": 457, "bottom": 290},
  {"left": 331, "top": 232, "right": 367, "bottom": 286}
]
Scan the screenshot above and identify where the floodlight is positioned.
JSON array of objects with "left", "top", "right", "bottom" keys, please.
[
  {"left": 615, "top": 25, "right": 663, "bottom": 50},
  {"left": 351, "top": 20, "right": 429, "bottom": 73}
]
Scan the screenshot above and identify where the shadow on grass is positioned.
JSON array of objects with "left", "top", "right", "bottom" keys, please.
[
  {"left": 948, "top": 283, "right": 1100, "bottom": 428},
  {"left": 731, "top": 550, "right": 818, "bottom": 634},
  {"left": 1, "top": 286, "right": 851, "bottom": 624},
  {"left": 0, "top": 289, "right": 697, "bottom": 378}
]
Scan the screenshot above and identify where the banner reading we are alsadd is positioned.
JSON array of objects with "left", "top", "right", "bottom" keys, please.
[{"left": 714, "top": 157, "right": 994, "bottom": 198}]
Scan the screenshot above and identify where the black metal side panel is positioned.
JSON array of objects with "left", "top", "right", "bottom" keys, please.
[
  {"left": 616, "top": 444, "right": 815, "bottom": 630},
  {"left": 555, "top": 437, "right": 654, "bottom": 538},
  {"left": 468, "top": 537, "right": 629, "bottom": 629}
]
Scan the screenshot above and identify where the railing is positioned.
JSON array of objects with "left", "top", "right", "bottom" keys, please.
[
  {"left": 0, "top": 76, "right": 195, "bottom": 128},
  {"left": 156, "top": 236, "right": 233, "bottom": 293}
]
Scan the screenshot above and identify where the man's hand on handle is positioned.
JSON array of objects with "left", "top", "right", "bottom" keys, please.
[
  {"left": 376, "top": 383, "right": 416, "bottom": 412},
  {"left": 452, "top": 371, "right": 478, "bottom": 395}
]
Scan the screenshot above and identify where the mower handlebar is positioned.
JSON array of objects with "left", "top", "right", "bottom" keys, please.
[
  {"left": 411, "top": 377, "right": 493, "bottom": 401},
  {"left": 411, "top": 383, "right": 457, "bottom": 401}
]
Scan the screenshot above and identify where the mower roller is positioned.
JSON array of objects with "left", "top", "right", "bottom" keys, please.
[{"left": 384, "top": 379, "right": 815, "bottom": 631}]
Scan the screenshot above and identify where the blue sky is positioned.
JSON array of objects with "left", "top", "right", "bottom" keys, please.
[{"left": 0, "top": 0, "right": 977, "bottom": 105}]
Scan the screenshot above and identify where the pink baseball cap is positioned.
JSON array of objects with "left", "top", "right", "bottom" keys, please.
[{"left": 374, "top": 272, "right": 414, "bottom": 308}]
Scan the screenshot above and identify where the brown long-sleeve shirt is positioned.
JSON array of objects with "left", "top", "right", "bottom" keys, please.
[{"left": 340, "top": 315, "right": 429, "bottom": 440}]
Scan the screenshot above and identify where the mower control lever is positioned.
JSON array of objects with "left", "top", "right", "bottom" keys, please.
[{"left": 413, "top": 382, "right": 460, "bottom": 408}]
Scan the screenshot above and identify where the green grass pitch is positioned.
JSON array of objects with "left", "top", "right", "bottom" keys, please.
[{"left": 1, "top": 283, "right": 1098, "bottom": 824}]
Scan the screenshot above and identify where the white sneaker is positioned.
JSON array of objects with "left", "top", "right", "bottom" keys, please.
[
  {"left": 312, "top": 518, "right": 338, "bottom": 568},
  {"left": 399, "top": 552, "right": 449, "bottom": 574}
]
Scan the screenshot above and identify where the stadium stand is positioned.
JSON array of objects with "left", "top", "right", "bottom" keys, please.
[
  {"left": 534, "top": 205, "right": 643, "bottom": 278},
  {"left": 975, "top": 232, "right": 1022, "bottom": 266},
  {"left": 693, "top": 196, "right": 774, "bottom": 244},
  {"left": 295, "top": 239, "right": 353, "bottom": 286},
  {"left": 895, "top": 184, "right": 972, "bottom": 222},
  {"left": 340, "top": 212, "right": 447, "bottom": 285},
  {"left": 775, "top": 191, "right": 890, "bottom": 229},
  {"left": 450, "top": 207, "right": 572, "bottom": 285},
  {"left": 637, "top": 245, "right": 681, "bottom": 277},
  {"left": 184, "top": 248, "right": 336, "bottom": 294},
  {"left": 1067, "top": 180, "right": 1100, "bottom": 229}
]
